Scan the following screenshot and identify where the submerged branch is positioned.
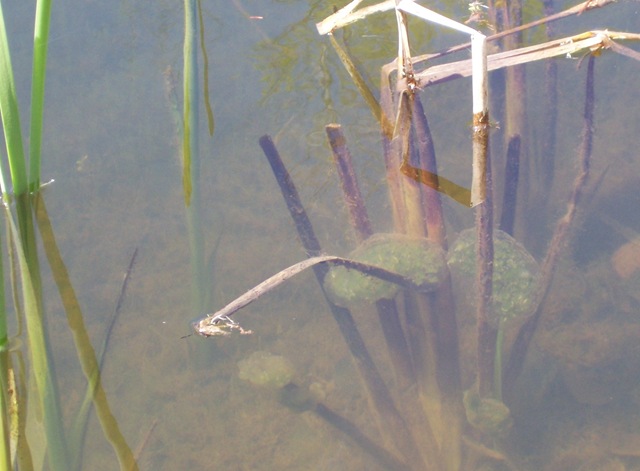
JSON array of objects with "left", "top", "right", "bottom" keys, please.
[{"left": 193, "top": 254, "right": 438, "bottom": 330}]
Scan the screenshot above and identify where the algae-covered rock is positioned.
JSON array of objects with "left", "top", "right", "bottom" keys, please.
[
  {"left": 237, "top": 351, "right": 295, "bottom": 389},
  {"left": 323, "top": 233, "right": 446, "bottom": 307},
  {"left": 463, "top": 388, "right": 513, "bottom": 436},
  {"left": 448, "top": 229, "right": 539, "bottom": 327}
]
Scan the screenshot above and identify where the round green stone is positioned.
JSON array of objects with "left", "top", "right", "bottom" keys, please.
[
  {"left": 447, "top": 228, "right": 540, "bottom": 327},
  {"left": 323, "top": 233, "right": 446, "bottom": 307}
]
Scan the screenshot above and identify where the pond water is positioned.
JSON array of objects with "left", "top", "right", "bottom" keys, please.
[{"left": 3, "top": 0, "right": 640, "bottom": 469}]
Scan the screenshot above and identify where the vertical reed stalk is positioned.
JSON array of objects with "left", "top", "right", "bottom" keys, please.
[
  {"left": 499, "top": 135, "right": 521, "bottom": 235},
  {"left": 475, "top": 158, "right": 496, "bottom": 398},
  {"left": 325, "top": 123, "right": 415, "bottom": 390},
  {"left": 7, "top": 197, "right": 69, "bottom": 470},
  {"left": 500, "top": 0, "right": 526, "bottom": 236},
  {"left": 183, "top": 0, "right": 207, "bottom": 314},
  {"left": 469, "top": 32, "right": 498, "bottom": 398},
  {"left": 28, "top": 0, "right": 53, "bottom": 191},
  {"left": 0, "top": 352, "right": 10, "bottom": 470},
  {"left": 0, "top": 3, "right": 27, "bottom": 196},
  {"left": 410, "top": 97, "right": 446, "bottom": 247},
  {"left": 0, "top": 235, "right": 10, "bottom": 470}
]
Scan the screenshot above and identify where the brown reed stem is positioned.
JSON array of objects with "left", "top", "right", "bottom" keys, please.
[
  {"left": 410, "top": 96, "right": 446, "bottom": 248},
  {"left": 325, "top": 124, "right": 373, "bottom": 243},
  {"left": 504, "top": 55, "right": 596, "bottom": 397},
  {"left": 473, "top": 111, "right": 496, "bottom": 398},
  {"left": 259, "top": 135, "right": 430, "bottom": 471},
  {"left": 325, "top": 123, "right": 415, "bottom": 390},
  {"left": 410, "top": 95, "right": 462, "bottom": 393}
]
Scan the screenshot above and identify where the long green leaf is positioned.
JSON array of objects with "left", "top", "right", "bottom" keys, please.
[
  {"left": 196, "top": 0, "right": 214, "bottom": 137},
  {"left": 0, "top": 234, "right": 12, "bottom": 470},
  {"left": 5, "top": 200, "right": 69, "bottom": 470},
  {"left": 183, "top": 0, "right": 207, "bottom": 316},
  {"left": 29, "top": 0, "right": 53, "bottom": 191},
  {"left": 0, "top": 2, "right": 27, "bottom": 196}
]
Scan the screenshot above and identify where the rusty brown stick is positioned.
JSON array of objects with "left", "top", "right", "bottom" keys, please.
[
  {"left": 474, "top": 112, "right": 497, "bottom": 398},
  {"left": 325, "top": 124, "right": 373, "bottom": 243},
  {"left": 325, "top": 124, "right": 415, "bottom": 389}
]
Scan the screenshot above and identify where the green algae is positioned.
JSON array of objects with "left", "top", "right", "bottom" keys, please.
[
  {"left": 323, "top": 233, "right": 446, "bottom": 307},
  {"left": 447, "top": 228, "right": 540, "bottom": 328},
  {"left": 237, "top": 351, "right": 295, "bottom": 389}
]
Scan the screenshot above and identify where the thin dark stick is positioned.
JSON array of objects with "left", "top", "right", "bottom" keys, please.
[
  {"left": 499, "top": 134, "right": 521, "bottom": 235},
  {"left": 74, "top": 247, "right": 139, "bottom": 470},
  {"left": 504, "top": 55, "right": 596, "bottom": 396},
  {"left": 280, "top": 383, "right": 410, "bottom": 471},
  {"left": 258, "top": 135, "right": 430, "bottom": 471},
  {"left": 325, "top": 124, "right": 414, "bottom": 389},
  {"left": 106, "top": 248, "right": 139, "bottom": 367},
  {"left": 314, "top": 402, "right": 410, "bottom": 471}
]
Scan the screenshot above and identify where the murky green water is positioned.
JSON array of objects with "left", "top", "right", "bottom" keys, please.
[{"left": 3, "top": 0, "right": 640, "bottom": 469}]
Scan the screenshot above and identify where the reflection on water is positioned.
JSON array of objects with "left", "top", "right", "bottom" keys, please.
[{"left": 3, "top": 0, "right": 640, "bottom": 469}]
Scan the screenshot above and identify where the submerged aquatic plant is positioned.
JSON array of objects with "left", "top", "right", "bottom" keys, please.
[
  {"left": 449, "top": 228, "right": 539, "bottom": 399},
  {"left": 323, "top": 233, "right": 446, "bottom": 307},
  {"left": 237, "top": 351, "right": 295, "bottom": 389},
  {"left": 448, "top": 228, "right": 540, "bottom": 327}
]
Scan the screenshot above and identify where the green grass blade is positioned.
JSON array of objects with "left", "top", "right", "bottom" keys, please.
[
  {"left": 6, "top": 199, "right": 70, "bottom": 469},
  {"left": 29, "top": 0, "right": 53, "bottom": 192},
  {"left": 0, "top": 232, "right": 12, "bottom": 469},
  {"left": 197, "top": 0, "right": 214, "bottom": 137},
  {"left": 182, "top": 0, "right": 197, "bottom": 206},
  {"left": 0, "top": 2, "right": 27, "bottom": 196},
  {"left": 183, "top": 0, "right": 207, "bottom": 315}
]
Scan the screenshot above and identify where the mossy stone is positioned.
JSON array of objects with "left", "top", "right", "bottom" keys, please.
[
  {"left": 323, "top": 233, "right": 446, "bottom": 307},
  {"left": 237, "top": 351, "right": 295, "bottom": 389},
  {"left": 463, "top": 388, "right": 513, "bottom": 436},
  {"left": 447, "top": 228, "right": 539, "bottom": 327}
]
